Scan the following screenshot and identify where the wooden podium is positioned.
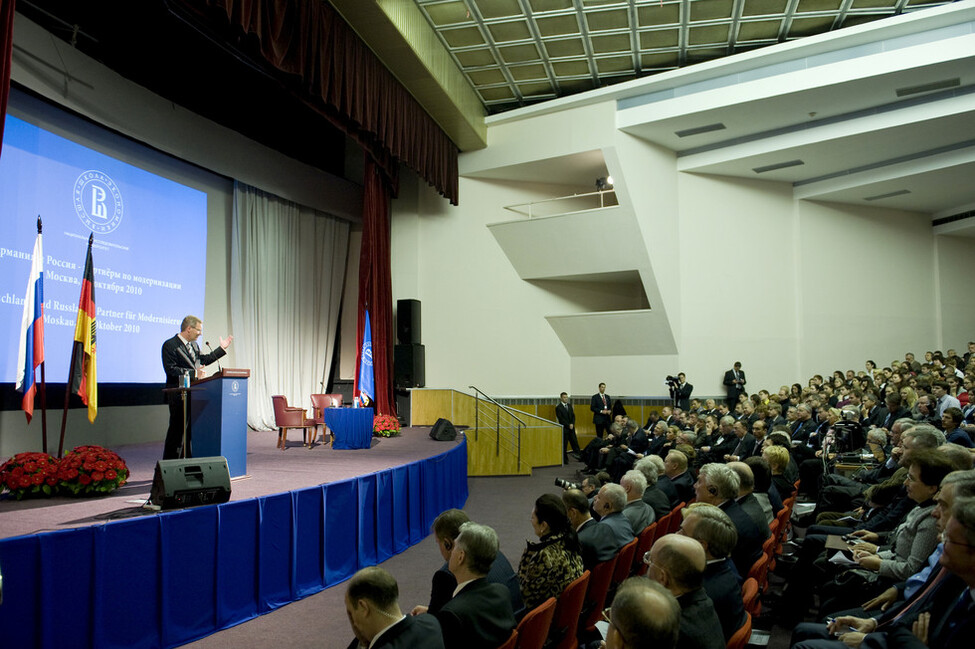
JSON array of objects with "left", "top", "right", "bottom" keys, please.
[{"left": 190, "top": 369, "right": 250, "bottom": 478}]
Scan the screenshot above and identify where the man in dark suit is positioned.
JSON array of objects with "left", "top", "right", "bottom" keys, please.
[
  {"left": 420, "top": 509, "right": 523, "bottom": 617},
  {"left": 636, "top": 456, "right": 673, "bottom": 520},
  {"left": 160, "top": 315, "right": 232, "bottom": 459},
  {"left": 680, "top": 504, "right": 747, "bottom": 643},
  {"left": 695, "top": 463, "right": 765, "bottom": 577},
  {"left": 670, "top": 373, "right": 693, "bottom": 411},
  {"left": 418, "top": 522, "right": 515, "bottom": 649},
  {"left": 723, "top": 362, "right": 746, "bottom": 407},
  {"left": 345, "top": 567, "right": 444, "bottom": 649},
  {"left": 646, "top": 534, "right": 725, "bottom": 649},
  {"left": 660, "top": 449, "right": 695, "bottom": 505},
  {"left": 723, "top": 420, "right": 756, "bottom": 463},
  {"left": 591, "top": 382, "right": 612, "bottom": 438},
  {"left": 556, "top": 392, "right": 580, "bottom": 462},
  {"left": 563, "top": 488, "right": 617, "bottom": 569}
]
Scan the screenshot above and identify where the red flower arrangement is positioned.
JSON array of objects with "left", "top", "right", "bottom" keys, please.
[
  {"left": 0, "top": 451, "right": 60, "bottom": 499},
  {"left": 373, "top": 414, "right": 401, "bottom": 438},
  {"left": 58, "top": 445, "right": 129, "bottom": 496}
]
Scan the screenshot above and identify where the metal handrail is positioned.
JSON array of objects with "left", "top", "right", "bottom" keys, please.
[
  {"left": 469, "top": 385, "right": 524, "bottom": 466},
  {"left": 502, "top": 188, "right": 617, "bottom": 219}
]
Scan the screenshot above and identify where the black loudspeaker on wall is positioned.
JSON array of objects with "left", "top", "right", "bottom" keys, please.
[
  {"left": 397, "top": 299, "right": 421, "bottom": 345},
  {"left": 429, "top": 418, "right": 458, "bottom": 442},
  {"left": 150, "top": 456, "right": 232, "bottom": 510},
  {"left": 394, "top": 343, "right": 425, "bottom": 388}
]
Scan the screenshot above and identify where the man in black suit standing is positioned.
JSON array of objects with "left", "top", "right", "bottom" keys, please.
[
  {"left": 345, "top": 567, "right": 444, "bottom": 649},
  {"left": 161, "top": 315, "right": 232, "bottom": 459},
  {"left": 591, "top": 382, "right": 612, "bottom": 438},
  {"left": 424, "top": 522, "right": 516, "bottom": 649},
  {"left": 670, "top": 373, "right": 693, "bottom": 411},
  {"left": 556, "top": 392, "right": 580, "bottom": 462},
  {"left": 723, "top": 362, "right": 746, "bottom": 407}
]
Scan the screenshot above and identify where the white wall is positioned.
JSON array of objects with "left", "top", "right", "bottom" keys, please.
[
  {"left": 393, "top": 97, "right": 952, "bottom": 402},
  {"left": 937, "top": 234, "right": 975, "bottom": 350}
]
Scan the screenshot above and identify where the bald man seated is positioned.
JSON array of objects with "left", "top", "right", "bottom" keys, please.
[
  {"left": 645, "top": 534, "right": 725, "bottom": 649},
  {"left": 345, "top": 567, "right": 444, "bottom": 649}
]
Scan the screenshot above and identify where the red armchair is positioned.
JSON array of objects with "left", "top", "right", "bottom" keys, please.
[{"left": 271, "top": 395, "right": 315, "bottom": 450}]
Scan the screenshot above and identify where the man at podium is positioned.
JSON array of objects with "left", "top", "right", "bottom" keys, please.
[{"left": 161, "top": 315, "right": 233, "bottom": 459}]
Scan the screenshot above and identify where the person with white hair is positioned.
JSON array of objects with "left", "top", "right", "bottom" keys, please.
[
  {"left": 621, "top": 470, "right": 654, "bottom": 534},
  {"left": 694, "top": 463, "right": 765, "bottom": 576}
]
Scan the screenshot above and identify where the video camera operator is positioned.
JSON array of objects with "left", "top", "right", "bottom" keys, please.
[{"left": 666, "top": 372, "right": 693, "bottom": 411}]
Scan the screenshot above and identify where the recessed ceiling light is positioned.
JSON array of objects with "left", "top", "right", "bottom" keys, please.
[
  {"left": 895, "top": 78, "right": 960, "bottom": 98},
  {"left": 674, "top": 123, "right": 726, "bottom": 138},
  {"left": 752, "top": 160, "right": 804, "bottom": 174},
  {"left": 864, "top": 189, "right": 911, "bottom": 201}
]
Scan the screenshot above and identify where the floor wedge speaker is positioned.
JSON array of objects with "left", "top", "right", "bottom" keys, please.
[{"left": 150, "top": 456, "right": 232, "bottom": 510}]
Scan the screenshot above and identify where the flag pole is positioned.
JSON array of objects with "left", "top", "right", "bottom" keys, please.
[
  {"left": 37, "top": 216, "right": 49, "bottom": 454},
  {"left": 59, "top": 232, "right": 94, "bottom": 458}
]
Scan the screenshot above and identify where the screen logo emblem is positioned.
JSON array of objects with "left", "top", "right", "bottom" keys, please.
[{"left": 74, "top": 170, "right": 124, "bottom": 233}]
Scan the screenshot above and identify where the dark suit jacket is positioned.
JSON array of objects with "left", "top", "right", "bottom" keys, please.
[
  {"left": 428, "top": 553, "right": 523, "bottom": 616},
  {"left": 591, "top": 392, "right": 611, "bottom": 425},
  {"left": 161, "top": 334, "right": 226, "bottom": 388},
  {"left": 346, "top": 614, "right": 444, "bottom": 649},
  {"left": 577, "top": 518, "right": 618, "bottom": 570},
  {"left": 643, "top": 485, "right": 672, "bottom": 520},
  {"left": 862, "top": 576, "right": 972, "bottom": 649},
  {"left": 556, "top": 401, "right": 575, "bottom": 430},
  {"left": 676, "top": 587, "right": 726, "bottom": 649},
  {"left": 719, "top": 500, "right": 765, "bottom": 577},
  {"left": 730, "top": 433, "right": 756, "bottom": 459},
  {"left": 723, "top": 369, "right": 746, "bottom": 402},
  {"left": 703, "top": 558, "right": 746, "bottom": 642},
  {"left": 737, "top": 494, "right": 771, "bottom": 540},
  {"left": 669, "top": 471, "right": 696, "bottom": 504},
  {"left": 657, "top": 475, "right": 681, "bottom": 508},
  {"left": 435, "top": 578, "right": 515, "bottom": 649},
  {"left": 671, "top": 382, "right": 693, "bottom": 411}
]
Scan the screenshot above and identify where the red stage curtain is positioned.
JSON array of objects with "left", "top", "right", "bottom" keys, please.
[
  {"left": 354, "top": 157, "right": 395, "bottom": 417},
  {"left": 0, "top": 0, "right": 15, "bottom": 161},
  {"left": 197, "top": 0, "right": 459, "bottom": 205}
]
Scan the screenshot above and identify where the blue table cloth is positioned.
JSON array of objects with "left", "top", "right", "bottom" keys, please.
[{"left": 323, "top": 407, "right": 373, "bottom": 449}]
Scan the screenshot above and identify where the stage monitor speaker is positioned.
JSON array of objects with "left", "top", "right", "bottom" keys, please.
[
  {"left": 150, "top": 456, "right": 231, "bottom": 510},
  {"left": 397, "top": 299, "right": 421, "bottom": 345},
  {"left": 394, "top": 343, "right": 425, "bottom": 388},
  {"left": 430, "top": 418, "right": 457, "bottom": 442}
]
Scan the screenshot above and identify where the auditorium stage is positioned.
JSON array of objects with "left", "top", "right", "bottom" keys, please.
[
  {"left": 0, "top": 426, "right": 463, "bottom": 540},
  {"left": 0, "top": 427, "right": 469, "bottom": 649}
]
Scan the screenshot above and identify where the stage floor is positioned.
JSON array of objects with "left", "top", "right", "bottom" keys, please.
[{"left": 0, "top": 426, "right": 461, "bottom": 540}]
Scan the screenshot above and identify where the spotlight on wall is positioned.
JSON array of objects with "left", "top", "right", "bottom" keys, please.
[{"left": 595, "top": 176, "right": 614, "bottom": 191}]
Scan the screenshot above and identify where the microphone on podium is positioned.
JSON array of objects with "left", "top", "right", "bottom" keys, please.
[{"left": 206, "top": 341, "right": 223, "bottom": 372}]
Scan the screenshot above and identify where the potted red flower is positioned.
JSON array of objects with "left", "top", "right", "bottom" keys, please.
[
  {"left": 0, "top": 451, "right": 60, "bottom": 499},
  {"left": 58, "top": 445, "right": 129, "bottom": 496},
  {"left": 373, "top": 413, "right": 401, "bottom": 438}
]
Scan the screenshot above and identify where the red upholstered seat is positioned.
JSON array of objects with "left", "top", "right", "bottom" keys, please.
[
  {"left": 515, "top": 597, "right": 556, "bottom": 649},
  {"left": 548, "top": 570, "right": 590, "bottom": 649},
  {"left": 726, "top": 611, "right": 752, "bottom": 649},
  {"left": 271, "top": 395, "right": 315, "bottom": 450}
]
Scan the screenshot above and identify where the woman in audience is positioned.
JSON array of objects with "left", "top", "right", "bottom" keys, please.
[
  {"left": 899, "top": 386, "right": 918, "bottom": 415},
  {"left": 516, "top": 493, "right": 583, "bottom": 611},
  {"left": 817, "top": 450, "right": 952, "bottom": 615},
  {"left": 763, "top": 445, "right": 796, "bottom": 499}
]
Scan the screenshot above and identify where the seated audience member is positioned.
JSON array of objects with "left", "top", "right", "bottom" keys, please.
[
  {"left": 789, "top": 469, "right": 975, "bottom": 649},
  {"left": 763, "top": 445, "right": 797, "bottom": 499},
  {"left": 728, "top": 462, "right": 771, "bottom": 538},
  {"left": 940, "top": 442, "right": 974, "bottom": 471},
  {"left": 594, "top": 483, "right": 636, "bottom": 549},
  {"left": 581, "top": 422, "right": 623, "bottom": 473},
  {"left": 621, "top": 470, "right": 655, "bottom": 534},
  {"left": 942, "top": 406, "right": 973, "bottom": 448},
  {"left": 635, "top": 456, "right": 673, "bottom": 520},
  {"left": 603, "top": 578, "right": 682, "bottom": 649},
  {"left": 699, "top": 416, "right": 738, "bottom": 465},
  {"left": 346, "top": 566, "right": 443, "bottom": 649},
  {"left": 418, "top": 522, "right": 515, "bottom": 649},
  {"left": 744, "top": 455, "right": 781, "bottom": 524},
  {"left": 580, "top": 473, "right": 602, "bottom": 502},
  {"left": 678, "top": 503, "right": 747, "bottom": 643},
  {"left": 645, "top": 534, "right": 725, "bottom": 649},
  {"left": 562, "top": 488, "right": 617, "bottom": 570},
  {"left": 723, "top": 419, "right": 756, "bottom": 463},
  {"left": 766, "top": 430, "right": 800, "bottom": 483},
  {"left": 421, "top": 509, "right": 523, "bottom": 616},
  {"left": 816, "top": 450, "right": 952, "bottom": 615},
  {"left": 694, "top": 463, "right": 765, "bottom": 577},
  {"left": 516, "top": 493, "right": 584, "bottom": 610},
  {"left": 610, "top": 419, "right": 651, "bottom": 481},
  {"left": 660, "top": 449, "right": 695, "bottom": 505}
]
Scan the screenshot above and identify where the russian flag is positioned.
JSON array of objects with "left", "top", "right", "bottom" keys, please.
[{"left": 16, "top": 228, "right": 45, "bottom": 422}]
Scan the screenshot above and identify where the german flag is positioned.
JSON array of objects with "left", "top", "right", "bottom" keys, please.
[{"left": 70, "top": 234, "right": 97, "bottom": 422}]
